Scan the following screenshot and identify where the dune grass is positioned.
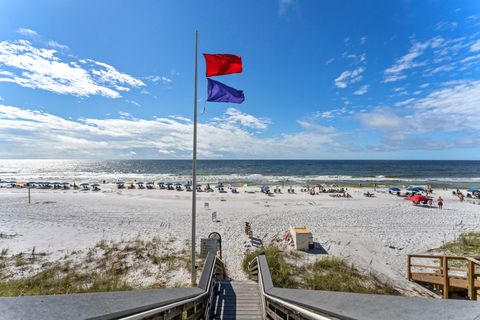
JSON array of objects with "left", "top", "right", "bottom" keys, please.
[
  {"left": 441, "top": 232, "right": 480, "bottom": 256},
  {"left": 243, "top": 245, "right": 400, "bottom": 295},
  {"left": 0, "top": 263, "right": 132, "bottom": 296},
  {"left": 0, "top": 237, "right": 194, "bottom": 297}
]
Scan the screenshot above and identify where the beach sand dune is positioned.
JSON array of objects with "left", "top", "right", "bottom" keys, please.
[{"left": 1, "top": 186, "right": 479, "bottom": 294}]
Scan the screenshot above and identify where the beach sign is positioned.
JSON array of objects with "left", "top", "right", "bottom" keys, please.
[
  {"left": 212, "top": 211, "right": 218, "bottom": 222},
  {"left": 200, "top": 238, "right": 218, "bottom": 258}
]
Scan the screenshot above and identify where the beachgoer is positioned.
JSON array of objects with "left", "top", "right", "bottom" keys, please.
[{"left": 437, "top": 196, "right": 443, "bottom": 209}]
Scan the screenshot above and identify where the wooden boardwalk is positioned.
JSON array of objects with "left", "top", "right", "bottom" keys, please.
[
  {"left": 209, "top": 280, "right": 263, "bottom": 320},
  {"left": 407, "top": 254, "right": 480, "bottom": 300}
]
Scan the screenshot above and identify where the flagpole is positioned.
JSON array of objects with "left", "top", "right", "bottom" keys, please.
[{"left": 191, "top": 30, "right": 198, "bottom": 286}]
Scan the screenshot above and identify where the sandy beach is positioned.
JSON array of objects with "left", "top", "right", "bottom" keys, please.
[{"left": 1, "top": 185, "right": 479, "bottom": 295}]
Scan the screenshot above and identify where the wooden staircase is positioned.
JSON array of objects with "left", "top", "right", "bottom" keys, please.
[
  {"left": 407, "top": 254, "right": 480, "bottom": 300},
  {"left": 209, "top": 280, "right": 263, "bottom": 320}
]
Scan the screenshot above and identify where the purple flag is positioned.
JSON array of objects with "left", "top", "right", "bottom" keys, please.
[{"left": 207, "top": 79, "right": 245, "bottom": 104}]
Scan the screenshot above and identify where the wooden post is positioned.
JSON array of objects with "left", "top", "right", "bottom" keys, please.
[
  {"left": 468, "top": 260, "right": 477, "bottom": 300},
  {"left": 407, "top": 255, "right": 412, "bottom": 280},
  {"left": 443, "top": 256, "right": 449, "bottom": 299},
  {"left": 28, "top": 187, "right": 31, "bottom": 204}
]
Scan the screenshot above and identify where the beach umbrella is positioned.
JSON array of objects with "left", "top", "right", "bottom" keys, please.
[
  {"left": 91, "top": 183, "right": 100, "bottom": 187},
  {"left": 137, "top": 181, "right": 145, "bottom": 184},
  {"left": 467, "top": 189, "right": 480, "bottom": 193},
  {"left": 405, "top": 195, "right": 430, "bottom": 203},
  {"left": 389, "top": 187, "right": 401, "bottom": 192},
  {"left": 80, "top": 182, "right": 89, "bottom": 186}
]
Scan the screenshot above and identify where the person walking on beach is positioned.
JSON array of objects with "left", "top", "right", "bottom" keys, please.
[{"left": 437, "top": 196, "right": 443, "bottom": 209}]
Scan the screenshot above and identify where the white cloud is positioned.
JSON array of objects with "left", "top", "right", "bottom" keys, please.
[
  {"left": 356, "top": 80, "right": 480, "bottom": 151},
  {"left": 297, "top": 120, "right": 336, "bottom": 133},
  {"left": 169, "top": 115, "right": 191, "bottom": 122},
  {"left": 0, "top": 104, "right": 344, "bottom": 159},
  {"left": 325, "top": 58, "right": 335, "bottom": 65},
  {"left": 46, "top": 40, "right": 69, "bottom": 50},
  {"left": 215, "top": 108, "right": 270, "bottom": 130},
  {"left": 0, "top": 40, "right": 144, "bottom": 98},
  {"left": 411, "top": 80, "right": 480, "bottom": 131},
  {"left": 353, "top": 85, "right": 369, "bottom": 95},
  {"left": 17, "top": 28, "right": 68, "bottom": 50},
  {"left": 385, "top": 35, "right": 480, "bottom": 83},
  {"left": 357, "top": 109, "right": 405, "bottom": 131},
  {"left": 145, "top": 75, "right": 172, "bottom": 85},
  {"left": 126, "top": 99, "right": 141, "bottom": 107},
  {"left": 118, "top": 111, "right": 131, "bottom": 118},
  {"left": 16, "top": 28, "right": 39, "bottom": 38},
  {"left": 470, "top": 40, "right": 480, "bottom": 52},
  {"left": 313, "top": 107, "right": 348, "bottom": 120},
  {"left": 360, "top": 36, "right": 368, "bottom": 45},
  {"left": 434, "top": 21, "right": 458, "bottom": 31},
  {"left": 334, "top": 66, "right": 365, "bottom": 88},
  {"left": 394, "top": 98, "right": 415, "bottom": 107},
  {"left": 384, "top": 40, "right": 430, "bottom": 82}
]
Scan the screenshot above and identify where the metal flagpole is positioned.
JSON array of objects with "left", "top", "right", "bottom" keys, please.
[{"left": 191, "top": 30, "right": 198, "bottom": 286}]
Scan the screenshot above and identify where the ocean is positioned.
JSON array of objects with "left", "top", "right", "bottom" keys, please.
[{"left": 0, "top": 159, "right": 479, "bottom": 188}]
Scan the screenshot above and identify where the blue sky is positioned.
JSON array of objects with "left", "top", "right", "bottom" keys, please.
[{"left": 0, "top": 0, "right": 479, "bottom": 159}]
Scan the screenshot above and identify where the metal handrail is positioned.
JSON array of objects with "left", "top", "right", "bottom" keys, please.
[
  {"left": 249, "top": 255, "right": 333, "bottom": 320},
  {"left": 119, "top": 252, "right": 224, "bottom": 320}
]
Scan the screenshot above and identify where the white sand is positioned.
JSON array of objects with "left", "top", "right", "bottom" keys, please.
[{"left": 1, "top": 185, "right": 479, "bottom": 295}]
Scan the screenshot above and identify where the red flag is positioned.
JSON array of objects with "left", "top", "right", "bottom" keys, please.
[{"left": 203, "top": 53, "right": 242, "bottom": 77}]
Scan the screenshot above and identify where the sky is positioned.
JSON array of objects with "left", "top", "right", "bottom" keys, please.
[{"left": 0, "top": 0, "right": 480, "bottom": 160}]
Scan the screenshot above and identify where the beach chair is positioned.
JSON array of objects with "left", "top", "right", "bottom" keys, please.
[{"left": 146, "top": 182, "right": 155, "bottom": 190}]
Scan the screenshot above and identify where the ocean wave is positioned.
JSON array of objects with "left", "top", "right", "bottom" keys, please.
[{"left": 1, "top": 171, "right": 480, "bottom": 185}]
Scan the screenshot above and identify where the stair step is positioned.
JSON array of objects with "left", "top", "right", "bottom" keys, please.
[{"left": 209, "top": 281, "right": 262, "bottom": 319}]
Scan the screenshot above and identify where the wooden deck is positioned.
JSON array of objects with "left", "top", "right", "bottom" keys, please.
[{"left": 407, "top": 254, "right": 480, "bottom": 300}]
